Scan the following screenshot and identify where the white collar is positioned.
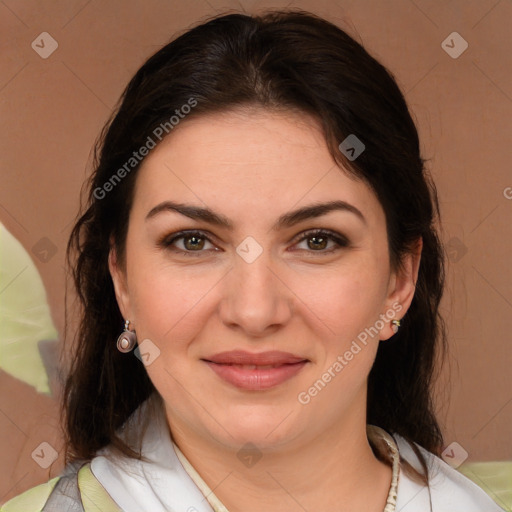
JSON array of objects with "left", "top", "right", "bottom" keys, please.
[
  {"left": 393, "top": 437, "right": 505, "bottom": 511},
  {"left": 90, "top": 394, "right": 504, "bottom": 512},
  {"left": 92, "top": 394, "right": 214, "bottom": 512}
]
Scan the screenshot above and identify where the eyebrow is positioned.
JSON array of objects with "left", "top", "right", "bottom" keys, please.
[{"left": 145, "top": 199, "right": 366, "bottom": 230}]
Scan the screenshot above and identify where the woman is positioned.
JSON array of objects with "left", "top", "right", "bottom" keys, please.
[{"left": 1, "top": 9, "right": 504, "bottom": 512}]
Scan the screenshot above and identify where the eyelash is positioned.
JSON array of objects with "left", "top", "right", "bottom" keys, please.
[{"left": 158, "top": 229, "right": 349, "bottom": 257}]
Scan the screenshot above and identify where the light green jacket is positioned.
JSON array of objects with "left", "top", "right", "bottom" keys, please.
[{"left": 1, "top": 462, "right": 120, "bottom": 512}]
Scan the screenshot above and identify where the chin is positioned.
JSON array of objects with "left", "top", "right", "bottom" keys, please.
[{"left": 212, "top": 404, "right": 303, "bottom": 449}]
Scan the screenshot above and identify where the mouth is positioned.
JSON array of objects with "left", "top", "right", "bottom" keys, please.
[
  {"left": 201, "top": 351, "right": 309, "bottom": 390},
  {"left": 212, "top": 363, "right": 295, "bottom": 370}
]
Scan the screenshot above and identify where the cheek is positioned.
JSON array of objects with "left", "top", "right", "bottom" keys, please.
[
  {"left": 291, "top": 258, "right": 388, "bottom": 340},
  {"left": 126, "top": 254, "right": 223, "bottom": 351},
  {"left": 292, "top": 266, "right": 386, "bottom": 415},
  {"left": 131, "top": 274, "right": 197, "bottom": 339},
  {"left": 127, "top": 265, "right": 212, "bottom": 395}
]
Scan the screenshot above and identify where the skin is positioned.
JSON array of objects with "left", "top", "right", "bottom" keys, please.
[{"left": 109, "top": 107, "right": 422, "bottom": 512}]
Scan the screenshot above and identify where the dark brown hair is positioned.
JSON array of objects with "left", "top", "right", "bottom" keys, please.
[{"left": 63, "top": 9, "right": 446, "bottom": 482}]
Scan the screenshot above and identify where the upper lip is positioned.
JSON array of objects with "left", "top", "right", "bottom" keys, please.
[{"left": 203, "top": 350, "right": 308, "bottom": 365}]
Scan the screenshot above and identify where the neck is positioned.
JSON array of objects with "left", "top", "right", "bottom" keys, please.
[{"left": 166, "top": 405, "right": 392, "bottom": 512}]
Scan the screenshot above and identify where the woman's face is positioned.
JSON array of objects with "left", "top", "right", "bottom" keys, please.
[{"left": 110, "top": 108, "right": 418, "bottom": 451}]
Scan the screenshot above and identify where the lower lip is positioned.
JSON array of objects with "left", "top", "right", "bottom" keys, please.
[{"left": 204, "top": 361, "right": 308, "bottom": 390}]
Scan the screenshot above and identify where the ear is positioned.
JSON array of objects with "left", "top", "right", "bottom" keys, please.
[
  {"left": 108, "top": 243, "right": 133, "bottom": 322},
  {"left": 379, "top": 237, "right": 422, "bottom": 340}
]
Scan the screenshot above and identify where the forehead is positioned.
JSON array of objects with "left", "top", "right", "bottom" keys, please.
[{"left": 131, "top": 108, "right": 383, "bottom": 228}]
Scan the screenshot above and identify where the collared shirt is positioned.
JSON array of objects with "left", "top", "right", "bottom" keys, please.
[{"left": 90, "top": 394, "right": 505, "bottom": 511}]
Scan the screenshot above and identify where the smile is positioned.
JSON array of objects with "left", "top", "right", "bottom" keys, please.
[{"left": 203, "top": 360, "right": 308, "bottom": 390}]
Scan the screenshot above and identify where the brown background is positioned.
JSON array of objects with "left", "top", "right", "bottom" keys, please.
[{"left": 1, "top": 0, "right": 511, "bottom": 502}]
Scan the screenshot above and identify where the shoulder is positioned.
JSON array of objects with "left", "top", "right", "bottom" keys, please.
[
  {"left": 0, "top": 476, "right": 61, "bottom": 512},
  {"left": 394, "top": 435, "right": 506, "bottom": 512},
  {"left": 0, "top": 462, "right": 122, "bottom": 512}
]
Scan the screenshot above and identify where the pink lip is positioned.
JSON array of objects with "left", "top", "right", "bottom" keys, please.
[
  {"left": 204, "top": 350, "right": 307, "bottom": 365},
  {"left": 202, "top": 351, "right": 309, "bottom": 390}
]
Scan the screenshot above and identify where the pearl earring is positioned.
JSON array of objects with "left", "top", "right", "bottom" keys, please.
[
  {"left": 391, "top": 319, "right": 401, "bottom": 334},
  {"left": 116, "top": 320, "right": 137, "bottom": 353}
]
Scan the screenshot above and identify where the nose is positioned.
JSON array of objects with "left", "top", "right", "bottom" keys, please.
[{"left": 218, "top": 248, "right": 293, "bottom": 338}]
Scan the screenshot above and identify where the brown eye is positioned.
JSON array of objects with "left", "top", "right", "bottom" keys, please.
[
  {"left": 293, "top": 229, "right": 349, "bottom": 253},
  {"left": 182, "top": 234, "right": 206, "bottom": 250},
  {"left": 160, "top": 230, "right": 217, "bottom": 256},
  {"left": 306, "top": 234, "right": 329, "bottom": 251}
]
